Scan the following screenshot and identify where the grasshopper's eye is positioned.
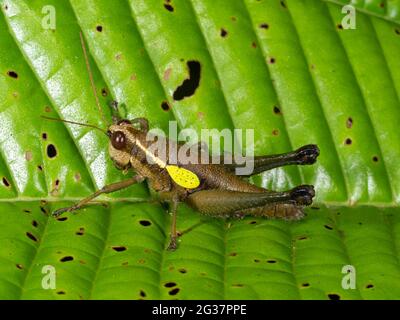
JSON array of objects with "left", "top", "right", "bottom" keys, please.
[
  {"left": 111, "top": 131, "right": 126, "bottom": 150},
  {"left": 117, "top": 119, "right": 131, "bottom": 125}
]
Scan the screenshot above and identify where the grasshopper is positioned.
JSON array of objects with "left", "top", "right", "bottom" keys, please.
[{"left": 47, "top": 33, "right": 319, "bottom": 250}]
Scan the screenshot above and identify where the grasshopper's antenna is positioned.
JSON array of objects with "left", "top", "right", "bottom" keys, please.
[
  {"left": 79, "top": 31, "right": 107, "bottom": 125},
  {"left": 41, "top": 116, "right": 110, "bottom": 136}
]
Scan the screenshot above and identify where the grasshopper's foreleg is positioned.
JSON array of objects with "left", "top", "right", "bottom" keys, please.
[
  {"left": 52, "top": 175, "right": 144, "bottom": 217},
  {"left": 225, "top": 144, "right": 319, "bottom": 175},
  {"left": 186, "top": 185, "right": 315, "bottom": 217}
]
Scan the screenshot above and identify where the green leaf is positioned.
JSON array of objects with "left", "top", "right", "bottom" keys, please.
[{"left": 0, "top": 0, "right": 400, "bottom": 300}]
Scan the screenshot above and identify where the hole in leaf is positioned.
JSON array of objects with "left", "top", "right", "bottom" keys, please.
[
  {"left": 346, "top": 117, "right": 353, "bottom": 128},
  {"left": 249, "top": 220, "right": 257, "bottom": 225},
  {"left": 139, "top": 220, "right": 152, "bottom": 227},
  {"left": 324, "top": 224, "right": 333, "bottom": 230},
  {"left": 55, "top": 179, "right": 60, "bottom": 187},
  {"left": 272, "top": 129, "right": 279, "bottom": 136},
  {"left": 42, "top": 133, "right": 47, "bottom": 140},
  {"left": 267, "top": 259, "right": 277, "bottom": 263},
  {"left": 40, "top": 206, "right": 48, "bottom": 215},
  {"left": 280, "top": 0, "right": 286, "bottom": 8},
  {"left": 168, "top": 288, "right": 180, "bottom": 295},
  {"left": 46, "top": 144, "right": 57, "bottom": 158},
  {"left": 328, "top": 293, "right": 341, "bottom": 300},
  {"left": 220, "top": 28, "right": 228, "bottom": 37},
  {"left": 57, "top": 217, "right": 68, "bottom": 221},
  {"left": 2, "top": 177, "right": 10, "bottom": 187},
  {"left": 164, "top": 282, "right": 177, "bottom": 288},
  {"left": 37, "top": 165, "right": 43, "bottom": 171},
  {"left": 23, "top": 209, "right": 31, "bottom": 213},
  {"left": 16, "top": 264, "right": 23, "bottom": 270},
  {"left": 96, "top": 25, "right": 103, "bottom": 32},
  {"left": 337, "top": 24, "right": 343, "bottom": 30},
  {"left": 57, "top": 291, "right": 66, "bottom": 295},
  {"left": 345, "top": 138, "right": 352, "bottom": 145},
  {"left": 395, "top": 28, "right": 400, "bottom": 35},
  {"left": 260, "top": 23, "right": 269, "bottom": 29},
  {"left": 366, "top": 284, "right": 374, "bottom": 289},
  {"left": 26, "top": 232, "right": 38, "bottom": 242},
  {"left": 76, "top": 227, "right": 85, "bottom": 236},
  {"left": 161, "top": 101, "right": 170, "bottom": 111},
  {"left": 101, "top": 88, "right": 108, "bottom": 97},
  {"left": 178, "top": 268, "right": 187, "bottom": 274},
  {"left": 372, "top": 156, "right": 379, "bottom": 162},
  {"left": 7, "top": 70, "right": 18, "bottom": 79},
  {"left": 297, "top": 236, "right": 308, "bottom": 241},
  {"left": 229, "top": 252, "right": 237, "bottom": 257},
  {"left": 268, "top": 57, "right": 276, "bottom": 64},
  {"left": 254, "top": 259, "right": 260, "bottom": 263},
  {"left": 112, "top": 246, "right": 127, "bottom": 252},
  {"left": 301, "top": 283, "right": 310, "bottom": 287},
  {"left": 60, "top": 256, "right": 74, "bottom": 262},
  {"left": 164, "top": 3, "right": 174, "bottom": 12},
  {"left": 32, "top": 220, "right": 38, "bottom": 228},
  {"left": 173, "top": 60, "right": 201, "bottom": 101},
  {"left": 140, "top": 290, "right": 146, "bottom": 298}
]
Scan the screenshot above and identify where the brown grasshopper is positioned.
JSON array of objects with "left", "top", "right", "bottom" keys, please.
[{"left": 47, "top": 33, "right": 319, "bottom": 250}]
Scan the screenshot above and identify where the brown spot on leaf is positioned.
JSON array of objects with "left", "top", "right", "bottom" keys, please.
[{"left": 26, "top": 232, "right": 38, "bottom": 242}]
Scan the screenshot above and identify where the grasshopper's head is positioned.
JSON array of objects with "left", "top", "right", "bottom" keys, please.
[{"left": 107, "top": 119, "right": 139, "bottom": 171}]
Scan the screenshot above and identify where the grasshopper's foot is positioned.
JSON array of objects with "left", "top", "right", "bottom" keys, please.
[
  {"left": 167, "top": 236, "right": 178, "bottom": 251},
  {"left": 52, "top": 206, "right": 76, "bottom": 218},
  {"left": 295, "top": 145, "right": 320, "bottom": 165},
  {"left": 290, "top": 185, "right": 315, "bottom": 206}
]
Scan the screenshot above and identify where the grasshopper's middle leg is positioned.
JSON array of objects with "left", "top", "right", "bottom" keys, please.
[
  {"left": 52, "top": 175, "right": 144, "bottom": 217},
  {"left": 225, "top": 144, "right": 319, "bottom": 176},
  {"left": 186, "top": 185, "right": 314, "bottom": 218}
]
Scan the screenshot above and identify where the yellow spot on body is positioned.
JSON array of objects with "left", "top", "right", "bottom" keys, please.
[{"left": 166, "top": 165, "right": 200, "bottom": 189}]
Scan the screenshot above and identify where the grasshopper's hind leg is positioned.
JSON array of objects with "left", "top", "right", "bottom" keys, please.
[
  {"left": 52, "top": 175, "right": 144, "bottom": 217},
  {"left": 187, "top": 185, "right": 315, "bottom": 219},
  {"left": 225, "top": 145, "right": 319, "bottom": 176}
]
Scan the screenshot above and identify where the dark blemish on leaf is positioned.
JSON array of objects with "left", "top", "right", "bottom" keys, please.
[
  {"left": 46, "top": 144, "right": 57, "bottom": 158},
  {"left": 372, "top": 156, "right": 379, "bottom": 162},
  {"left": 7, "top": 71, "right": 18, "bottom": 79},
  {"left": 42, "top": 133, "right": 47, "bottom": 140},
  {"left": 178, "top": 268, "right": 187, "bottom": 274},
  {"left": 280, "top": 1, "right": 286, "bottom": 8},
  {"left": 122, "top": 261, "right": 129, "bottom": 266},
  {"left": 23, "top": 209, "right": 31, "bottom": 213},
  {"left": 273, "top": 106, "right": 281, "bottom": 115},
  {"left": 358, "top": 222, "right": 363, "bottom": 225},
  {"left": 16, "top": 264, "right": 23, "bottom": 270},
  {"left": 139, "top": 220, "right": 152, "bottom": 227},
  {"left": 164, "top": 67, "right": 172, "bottom": 80},
  {"left": 74, "top": 172, "right": 81, "bottom": 182},
  {"left": 37, "top": 165, "right": 43, "bottom": 171},
  {"left": 297, "top": 236, "right": 308, "bottom": 240},
  {"left": 254, "top": 259, "right": 260, "bottom": 263},
  {"left": 346, "top": 117, "right": 353, "bottom": 128},
  {"left": 57, "top": 291, "right": 66, "bottom": 295},
  {"left": 229, "top": 252, "right": 237, "bottom": 257},
  {"left": 379, "top": 2, "right": 385, "bottom": 8},
  {"left": 169, "top": 288, "right": 180, "bottom": 296},
  {"left": 55, "top": 179, "right": 60, "bottom": 187},
  {"left": 345, "top": 138, "right": 352, "bottom": 145},
  {"left": 2, "top": 177, "right": 10, "bottom": 187},
  {"left": 112, "top": 246, "right": 127, "bottom": 252},
  {"left": 60, "top": 256, "right": 74, "bottom": 262},
  {"left": 164, "top": 282, "right": 177, "bottom": 288},
  {"left": 267, "top": 259, "right": 277, "bottom": 263},
  {"left": 173, "top": 60, "right": 201, "bottom": 101},
  {"left": 130, "top": 73, "right": 137, "bottom": 81},
  {"left": 328, "top": 293, "right": 341, "bottom": 300},
  {"left": 272, "top": 129, "right": 279, "bottom": 136},
  {"left": 40, "top": 206, "right": 48, "bottom": 215},
  {"left": 232, "top": 284, "right": 244, "bottom": 287},
  {"left": 26, "top": 232, "right": 38, "bottom": 242},
  {"left": 220, "top": 28, "right": 228, "bottom": 37},
  {"left": 101, "top": 88, "right": 108, "bottom": 97},
  {"left": 301, "top": 283, "right": 310, "bottom": 287},
  {"left": 311, "top": 206, "right": 320, "bottom": 210},
  {"left": 231, "top": 16, "right": 237, "bottom": 22},
  {"left": 249, "top": 220, "right": 257, "bottom": 225},
  {"left": 268, "top": 57, "right": 276, "bottom": 64},
  {"left": 366, "top": 284, "right": 374, "bottom": 289},
  {"left": 140, "top": 290, "right": 146, "bottom": 298},
  {"left": 200, "top": 272, "right": 207, "bottom": 276},
  {"left": 138, "top": 259, "right": 146, "bottom": 264},
  {"left": 76, "top": 227, "right": 85, "bottom": 236},
  {"left": 161, "top": 101, "right": 170, "bottom": 111},
  {"left": 32, "top": 220, "right": 39, "bottom": 228},
  {"left": 324, "top": 224, "right": 333, "bottom": 230},
  {"left": 395, "top": 28, "right": 400, "bottom": 35},
  {"left": 337, "top": 24, "right": 343, "bottom": 30},
  {"left": 251, "top": 41, "right": 257, "bottom": 48},
  {"left": 260, "top": 23, "right": 269, "bottom": 29},
  {"left": 164, "top": 3, "right": 174, "bottom": 12},
  {"left": 79, "top": 260, "right": 86, "bottom": 264},
  {"left": 57, "top": 216, "right": 68, "bottom": 221},
  {"left": 96, "top": 25, "right": 103, "bottom": 32},
  {"left": 44, "top": 106, "right": 51, "bottom": 113}
]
